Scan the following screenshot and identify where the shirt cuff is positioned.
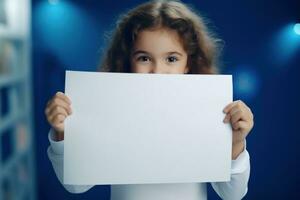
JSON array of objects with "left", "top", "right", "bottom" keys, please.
[
  {"left": 48, "top": 129, "right": 64, "bottom": 155},
  {"left": 231, "top": 140, "right": 250, "bottom": 174}
]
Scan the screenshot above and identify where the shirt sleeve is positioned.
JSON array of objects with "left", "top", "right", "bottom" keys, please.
[
  {"left": 47, "top": 128, "right": 95, "bottom": 193},
  {"left": 211, "top": 140, "right": 250, "bottom": 200}
]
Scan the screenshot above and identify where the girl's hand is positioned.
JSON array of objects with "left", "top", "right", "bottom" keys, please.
[
  {"left": 223, "top": 100, "right": 254, "bottom": 159},
  {"left": 45, "top": 92, "right": 72, "bottom": 141}
]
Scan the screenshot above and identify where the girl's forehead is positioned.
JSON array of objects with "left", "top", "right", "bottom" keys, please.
[{"left": 133, "top": 28, "right": 186, "bottom": 54}]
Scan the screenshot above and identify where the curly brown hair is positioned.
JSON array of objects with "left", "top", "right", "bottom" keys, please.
[{"left": 99, "top": 0, "right": 222, "bottom": 74}]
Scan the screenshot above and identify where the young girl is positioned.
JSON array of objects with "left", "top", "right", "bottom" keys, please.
[{"left": 45, "top": 0, "right": 253, "bottom": 199}]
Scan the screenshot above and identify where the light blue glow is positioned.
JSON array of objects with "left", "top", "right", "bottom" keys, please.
[
  {"left": 269, "top": 24, "right": 300, "bottom": 66},
  {"left": 294, "top": 23, "right": 300, "bottom": 35},
  {"left": 48, "top": 0, "right": 60, "bottom": 5},
  {"left": 34, "top": 1, "right": 100, "bottom": 70},
  {"left": 232, "top": 66, "right": 260, "bottom": 101}
]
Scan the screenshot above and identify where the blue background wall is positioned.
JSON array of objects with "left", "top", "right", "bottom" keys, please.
[{"left": 32, "top": 0, "right": 300, "bottom": 199}]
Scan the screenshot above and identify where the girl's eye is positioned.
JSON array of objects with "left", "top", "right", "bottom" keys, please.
[
  {"left": 137, "top": 56, "right": 151, "bottom": 62},
  {"left": 166, "top": 56, "right": 179, "bottom": 63}
]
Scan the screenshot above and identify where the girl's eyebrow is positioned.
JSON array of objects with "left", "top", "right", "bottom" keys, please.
[
  {"left": 164, "top": 51, "right": 183, "bottom": 56},
  {"left": 132, "top": 50, "right": 151, "bottom": 56},
  {"left": 132, "top": 50, "right": 183, "bottom": 56}
]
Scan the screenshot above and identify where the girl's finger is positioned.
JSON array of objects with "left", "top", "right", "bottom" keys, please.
[
  {"left": 229, "top": 101, "right": 252, "bottom": 117},
  {"left": 229, "top": 106, "right": 241, "bottom": 116},
  {"left": 223, "top": 100, "right": 245, "bottom": 113},
  {"left": 223, "top": 102, "right": 236, "bottom": 113},
  {"left": 232, "top": 121, "right": 248, "bottom": 131},
  {"left": 48, "top": 106, "right": 68, "bottom": 121},
  {"left": 55, "top": 92, "right": 72, "bottom": 104},
  {"left": 230, "top": 110, "right": 246, "bottom": 124},
  {"left": 223, "top": 105, "right": 242, "bottom": 123},
  {"left": 223, "top": 113, "right": 231, "bottom": 123},
  {"left": 52, "top": 114, "right": 66, "bottom": 125},
  {"left": 47, "top": 98, "right": 72, "bottom": 115}
]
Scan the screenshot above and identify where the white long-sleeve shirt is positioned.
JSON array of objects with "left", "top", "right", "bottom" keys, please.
[{"left": 47, "top": 129, "right": 250, "bottom": 200}]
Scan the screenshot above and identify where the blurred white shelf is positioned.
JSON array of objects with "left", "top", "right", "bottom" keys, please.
[
  {"left": 0, "top": 111, "right": 26, "bottom": 135},
  {"left": 0, "top": 74, "right": 25, "bottom": 88},
  {"left": 0, "top": 0, "right": 36, "bottom": 200},
  {"left": 0, "top": 29, "right": 24, "bottom": 41},
  {"left": 0, "top": 147, "right": 28, "bottom": 179}
]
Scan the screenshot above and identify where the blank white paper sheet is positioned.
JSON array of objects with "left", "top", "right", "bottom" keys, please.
[{"left": 63, "top": 70, "right": 233, "bottom": 185}]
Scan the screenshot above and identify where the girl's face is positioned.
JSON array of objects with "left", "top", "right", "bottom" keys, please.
[{"left": 130, "top": 27, "right": 189, "bottom": 74}]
